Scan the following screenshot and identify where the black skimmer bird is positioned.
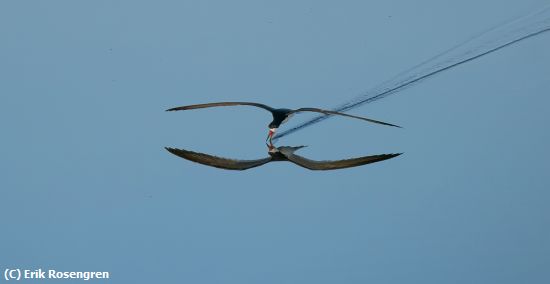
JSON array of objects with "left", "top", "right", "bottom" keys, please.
[
  {"left": 166, "top": 102, "right": 400, "bottom": 144},
  {"left": 165, "top": 145, "right": 401, "bottom": 171}
]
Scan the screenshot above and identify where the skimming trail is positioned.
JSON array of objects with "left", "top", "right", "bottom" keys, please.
[{"left": 274, "top": 5, "right": 550, "bottom": 140}]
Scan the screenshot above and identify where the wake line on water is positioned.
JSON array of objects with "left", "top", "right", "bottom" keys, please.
[{"left": 274, "top": 5, "right": 550, "bottom": 140}]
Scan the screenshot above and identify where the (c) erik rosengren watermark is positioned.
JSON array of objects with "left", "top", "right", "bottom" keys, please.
[{"left": 4, "top": 268, "right": 110, "bottom": 281}]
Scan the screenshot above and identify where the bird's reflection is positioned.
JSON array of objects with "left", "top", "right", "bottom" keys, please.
[{"left": 165, "top": 144, "right": 401, "bottom": 171}]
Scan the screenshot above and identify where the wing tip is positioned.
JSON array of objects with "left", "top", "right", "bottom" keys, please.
[
  {"left": 385, "top": 152, "right": 403, "bottom": 158},
  {"left": 165, "top": 147, "right": 187, "bottom": 156},
  {"left": 383, "top": 122, "right": 402, "bottom": 128}
]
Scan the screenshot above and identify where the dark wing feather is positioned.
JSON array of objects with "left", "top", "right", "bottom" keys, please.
[
  {"left": 279, "top": 147, "right": 402, "bottom": 170},
  {"left": 292, "top": 107, "right": 401, "bottom": 128},
  {"left": 165, "top": 147, "right": 272, "bottom": 170},
  {"left": 166, "top": 102, "right": 274, "bottom": 112}
]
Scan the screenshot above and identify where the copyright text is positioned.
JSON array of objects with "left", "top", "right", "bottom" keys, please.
[{"left": 4, "top": 268, "right": 109, "bottom": 281}]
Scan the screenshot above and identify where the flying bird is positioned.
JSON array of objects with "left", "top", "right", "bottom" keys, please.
[
  {"left": 166, "top": 102, "right": 400, "bottom": 144},
  {"left": 165, "top": 145, "right": 401, "bottom": 171}
]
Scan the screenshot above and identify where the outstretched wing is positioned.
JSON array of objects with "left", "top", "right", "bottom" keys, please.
[
  {"left": 291, "top": 107, "right": 401, "bottom": 128},
  {"left": 166, "top": 102, "right": 274, "bottom": 112},
  {"left": 279, "top": 147, "right": 402, "bottom": 170},
  {"left": 165, "top": 147, "right": 272, "bottom": 170}
]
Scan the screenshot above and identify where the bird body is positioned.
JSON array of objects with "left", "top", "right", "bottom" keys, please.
[
  {"left": 167, "top": 101, "right": 400, "bottom": 144},
  {"left": 270, "top": 108, "right": 294, "bottom": 127}
]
